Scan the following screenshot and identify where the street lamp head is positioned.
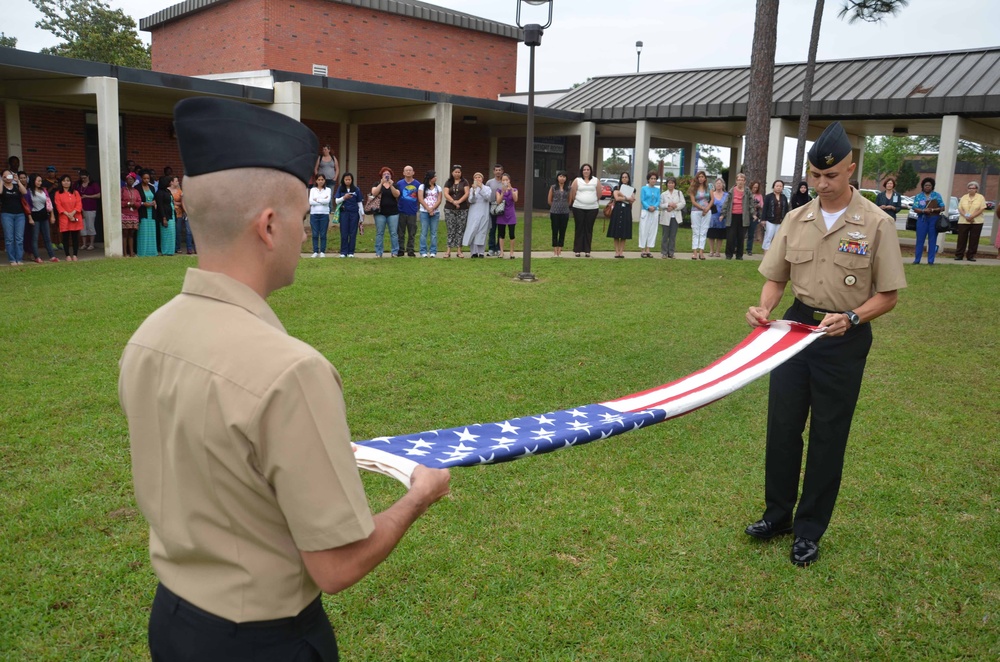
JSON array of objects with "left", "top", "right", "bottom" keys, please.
[
  {"left": 636, "top": 40, "right": 643, "bottom": 53},
  {"left": 516, "top": 0, "right": 553, "bottom": 31}
]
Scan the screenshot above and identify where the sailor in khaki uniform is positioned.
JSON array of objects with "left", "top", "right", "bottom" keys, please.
[
  {"left": 119, "top": 98, "right": 450, "bottom": 660},
  {"left": 743, "top": 122, "right": 906, "bottom": 567}
]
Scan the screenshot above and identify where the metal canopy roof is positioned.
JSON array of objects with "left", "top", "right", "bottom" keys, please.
[
  {"left": 551, "top": 48, "right": 1000, "bottom": 122},
  {"left": 140, "top": 0, "right": 522, "bottom": 40}
]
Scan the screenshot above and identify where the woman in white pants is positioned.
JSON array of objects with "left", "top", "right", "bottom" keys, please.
[
  {"left": 688, "top": 170, "right": 711, "bottom": 260},
  {"left": 760, "top": 179, "right": 789, "bottom": 255},
  {"left": 637, "top": 172, "right": 660, "bottom": 257},
  {"left": 658, "top": 176, "right": 685, "bottom": 258}
]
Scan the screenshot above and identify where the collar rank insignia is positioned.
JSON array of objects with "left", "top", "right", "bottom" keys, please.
[{"left": 847, "top": 231, "right": 866, "bottom": 240}]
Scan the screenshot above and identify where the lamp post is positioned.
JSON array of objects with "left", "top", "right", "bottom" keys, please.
[
  {"left": 636, "top": 40, "right": 643, "bottom": 73},
  {"left": 515, "top": 0, "right": 553, "bottom": 282}
]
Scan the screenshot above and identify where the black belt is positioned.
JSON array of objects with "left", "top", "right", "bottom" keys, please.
[
  {"left": 155, "top": 583, "right": 323, "bottom": 632},
  {"left": 792, "top": 298, "right": 838, "bottom": 322}
]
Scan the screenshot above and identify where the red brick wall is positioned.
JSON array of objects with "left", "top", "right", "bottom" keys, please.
[
  {"left": 124, "top": 115, "right": 183, "bottom": 179},
  {"left": 150, "top": 0, "right": 268, "bottom": 77},
  {"left": 355, "top": 121, "right": 433, "bottom": 185},
  {"left": 301, "top": 119, "right": 341, "bottom": 156},
  {"left": 149, "top": 0, "right": 518, "bottom": 99},
  {"left": 450, "top": 123, "right": 491, "bottom": 180},
  {"left": 19, "top": 106, "right": 88, "bottom": 178}
]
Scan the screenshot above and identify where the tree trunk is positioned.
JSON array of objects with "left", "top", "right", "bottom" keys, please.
[
  {"left": 744, "top": 0, "right": 780, "bottom": 189},
  {"left": 793, "top": 0, "right": 825, "bottom": 183}
]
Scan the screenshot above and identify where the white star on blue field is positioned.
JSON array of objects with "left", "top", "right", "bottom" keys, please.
[{"left": 356, "top": 404, "right": 668, "bottom": 467}]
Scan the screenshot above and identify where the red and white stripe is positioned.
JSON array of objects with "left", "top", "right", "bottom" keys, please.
[{"left": 603, "top": 321, "right": 823, "bottom": 417}]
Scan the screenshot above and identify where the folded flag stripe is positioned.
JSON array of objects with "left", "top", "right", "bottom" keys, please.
[{"left": 353, "top": 321, "right": 823, "bottom": 486}]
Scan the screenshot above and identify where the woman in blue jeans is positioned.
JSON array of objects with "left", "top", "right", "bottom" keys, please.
[
  {"left": 912, "top": 177, "right": 944, "bottom": 265},
  {"left": 308, "top": 174, "right": 331, "bottom": 257},
  {"left": 370, "top": 166, "right": 400, "bottom": 258},
  {"left": 1, "top": 169, "right": 28, "bottom": 265},
  {"left": 417, "top": 171, "right": 442, "bottom": 257}
]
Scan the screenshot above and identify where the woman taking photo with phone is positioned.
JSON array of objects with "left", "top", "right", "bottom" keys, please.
[{"left": 495, "top": 173, "right": 519, "bottom": 259}]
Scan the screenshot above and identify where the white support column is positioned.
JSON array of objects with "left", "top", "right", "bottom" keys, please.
[
  {"left": 683, "top": 142, "right": 696, "bottom": 175},
  {"left": 766, "top": 118, "right": 795, "bottom": 186},
  {"left": 936, "top": 115, "right": 963, "bottom": 254},
  {"left": 578, "top": 121, "right": 596, "bottom": 171},
  {"left": 270, "top": 81, "right": 301, "bottom": 120},
  {"left": 852, "top": 134, "right": 866, "bottom": 186},
  {"left": 433, "top": 103, "right": 453, "bottom": 182},
  {"left": 87, "top": 77, "right": 122, "bottom": 257},
  {"left": 347, "top": 124, "right": 359, "bottom": 176},
  {"left": 5, "top": 101, "right": 22, "bottom": 163},
  {"left": 632, "top": 120, "right": 652, "bottom": 221},
  {"left": 338, "top": 122, "right": 348, "bottom": 177},
  {"left": 488, "top": 136, "right": 498, "bottom": 170},
  {"left": 730, "top": 135, "right": 744, "bottom": 182}
]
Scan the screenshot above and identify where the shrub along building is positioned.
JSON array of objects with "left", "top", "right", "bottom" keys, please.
[{"left": 2, "top": 1, "right": 999, "bottom": 256}]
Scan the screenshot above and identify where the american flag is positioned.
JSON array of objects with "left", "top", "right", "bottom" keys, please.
[{"left": 353, "top": 321, "right": 823, "bottom": 485}]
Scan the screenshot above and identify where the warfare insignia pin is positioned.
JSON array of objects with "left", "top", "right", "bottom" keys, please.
[
  {"left": 845, "top": 275, "right": 857, "bottom": 286},
  {"left": 852, "top": 214, "right": 861, "bottom": 221},
  {"left": 847, "top": 231, "right": 866, "bottom": 240},
  {"left": 825, "top": 153, "right": 835, "bottom": 165}
]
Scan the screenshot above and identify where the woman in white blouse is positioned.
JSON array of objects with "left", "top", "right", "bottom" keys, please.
[
  {"left": 569, "top": 163, "right": 600, "bottom": 257},
  {"left": 307, "top": 173, "right": 332, "bottom": 257},
  {"left": 658, "top": 176, "right": 686, "bottom": 258}
]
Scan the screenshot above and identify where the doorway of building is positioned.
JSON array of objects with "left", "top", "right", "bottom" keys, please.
[{"left": 531, "top": 140, "right": 565, "bottom": 210}]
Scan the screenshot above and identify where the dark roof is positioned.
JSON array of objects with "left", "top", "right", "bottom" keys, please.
[
  {"left": 551, "top": 48, "right": 1000, "bottom": 121},
  {"left": 140, "top": 0, "right": 522, "bottom": 39}
]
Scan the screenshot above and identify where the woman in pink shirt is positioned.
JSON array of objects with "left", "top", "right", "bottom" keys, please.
[{"left": 721, "top": 172, "right": 757, "bottom": 260}]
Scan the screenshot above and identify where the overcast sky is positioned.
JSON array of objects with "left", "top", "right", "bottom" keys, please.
[{"left": 6, "top": 0, "right": 1000, "bottom": 91}]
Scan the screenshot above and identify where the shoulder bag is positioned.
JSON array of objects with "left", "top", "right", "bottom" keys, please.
[{"left": 363, "top": 188, "right": 382, "bottom": 214}]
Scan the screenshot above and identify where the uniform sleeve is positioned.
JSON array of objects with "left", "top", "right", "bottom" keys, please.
[
  {"left": 870, "top": 218, "right": 907, "bottom": 293},
  {"left": 758, "top": 221, "right": 791, "bottom": 282},
  {"left": 252, "top": 356, "right": 375, "bottom": 552}
]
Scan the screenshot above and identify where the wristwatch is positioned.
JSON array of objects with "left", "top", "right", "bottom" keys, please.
[{"left": 843, "top": 310, "right": 860, "bottom": 327}]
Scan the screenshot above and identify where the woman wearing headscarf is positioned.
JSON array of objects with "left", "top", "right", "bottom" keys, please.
[
  {"left": 120, "top": 172, "right": 141, "bottom": 257},
  {"left": 790, "top": 181, "right": 812, "bottom": 210},
  {"left": 463, "top": 172, "right": 492, "bottom": 258},
  {"left": 911, "top": 176, "right": 944, "bottom": 265},
  {"left": 658, "top": 176, "right": 685, "bottom": 258}
]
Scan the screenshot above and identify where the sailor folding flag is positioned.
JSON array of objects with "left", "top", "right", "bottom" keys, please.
[{"left": 353, "top": 321, "right": 824, "bottom": 486}]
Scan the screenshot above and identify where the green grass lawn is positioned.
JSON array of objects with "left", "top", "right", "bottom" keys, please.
[{"left": 1, "top": 256, "right": 997, "bottom": 660}]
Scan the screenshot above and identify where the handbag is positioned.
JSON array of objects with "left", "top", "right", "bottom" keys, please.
[
  {"left": 363, "top": 190, "right": 381, "bottom": 214},
  {"left": 603, "top": 201, "right": 614, "bottom": 219},
  {"left": 935, "top": 213, "right": 950, "bottom": 233},
  {"left": 490, "top": 199, "right": 505, "bottom": 216}
]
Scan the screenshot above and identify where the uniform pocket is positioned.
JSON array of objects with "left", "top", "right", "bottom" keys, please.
[
  {"left": 833, "top": 253, "right": 870, "bottom": 270},
  {"left": 785, "top": 249, "right": 814, "bottom": 264}
]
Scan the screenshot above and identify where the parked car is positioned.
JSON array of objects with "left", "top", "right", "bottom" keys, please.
[
  {"left": 900, "top": 195, "right": 913, "bottom": 209},
  {"left": 906, "top": 195, "right": 959, "bottom": 233},
  {"left": 986, "top": 200, "right": 996, "bottom": 210},
  {"left": 600, "top": 177, "right": 617, "bottom": 200}
]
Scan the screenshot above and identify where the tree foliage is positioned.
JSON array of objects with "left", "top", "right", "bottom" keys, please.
[
  {"left": 601, "top": 148, "right": 630, "bottom": 179},
  {"left": 957, "top": 140, "right": 1000, "bottom": 191},
  {"left": 863, "top": 135, "right": 921, "bottom": 184},
  {"left": 897, "top": 160, "right": 918, "bottom": 192},
  {"left": 31, "top": 0, "right": 150, "bottom": 69},
  {"left": 0, "top": 33, "right": 17, "bottom": 49},
  {"left": 839, "top": 0, "right": 910, "bottom": 23}
]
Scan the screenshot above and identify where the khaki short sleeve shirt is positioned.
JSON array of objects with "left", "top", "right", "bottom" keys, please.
[
  {"left": 119, "top": 269, "right": 375, "bottom": 622},
  {"left": 759, "top": 189, "right": 907, "bottom": 312}
]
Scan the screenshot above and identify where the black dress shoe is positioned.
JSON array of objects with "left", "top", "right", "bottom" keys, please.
[
  {"left": 744, "top": 519, "right": 793, "bottom": 540},
  {"left": 790, "top": 536, "right": 819, "bottom": 567},
  {"left": 967, "top": 257, "right": 977, "bottom": 262}
]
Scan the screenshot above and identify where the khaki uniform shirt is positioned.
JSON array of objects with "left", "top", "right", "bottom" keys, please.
[
  {"left": 119, "top": 269, "right": 375, "bottom": 622},
  {"left": 759, "top": 189, "right": 907, "bottom": 312}
]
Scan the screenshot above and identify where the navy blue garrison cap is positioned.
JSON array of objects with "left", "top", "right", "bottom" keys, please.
[
  {"left": 173, "top": 98, "right": 318, "bottom": 185},
  {"left": 807, "top": 121, "right": 852, "bottom": 169}
]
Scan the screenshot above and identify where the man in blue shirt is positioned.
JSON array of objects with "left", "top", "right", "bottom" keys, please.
[{"left": 396, "top": 165, "right": 419, "bottom": 256}]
